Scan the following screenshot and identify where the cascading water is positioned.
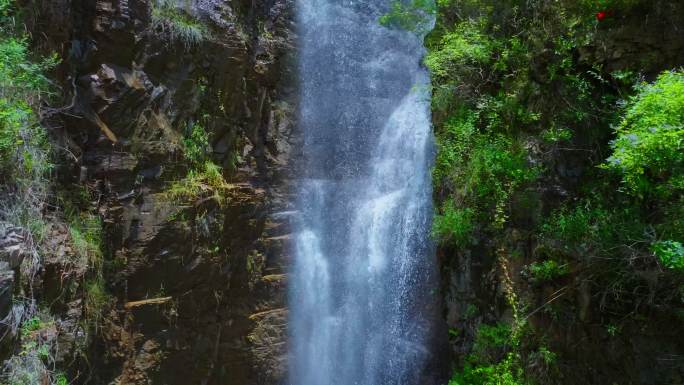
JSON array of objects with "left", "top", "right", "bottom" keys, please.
[{"left": 290, "top": 1, "right": 438, "bottom": 384}]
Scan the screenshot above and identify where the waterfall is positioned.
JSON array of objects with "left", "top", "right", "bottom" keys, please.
[{"left": 290, "top": 1, "right": 438, "bottom": 384}]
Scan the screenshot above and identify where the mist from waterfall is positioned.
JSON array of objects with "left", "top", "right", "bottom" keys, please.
[{"left": 289, "top": 1, "right": 438, "bottom": 384}]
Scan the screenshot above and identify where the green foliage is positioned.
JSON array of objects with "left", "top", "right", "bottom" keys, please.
[
  {"left": 431, "top": 0, "right": 684, "bottom": 383},
  {"left": 460, "top": 133, "right": 537, "bottom": 227},
  {"left": 20, "top": 316, "right": 48, "bottom": 338},
  {"left": 433, "top": 107, "right": 478, "bottom": 185},
  {"left": 166, "top": 161, "right": 232, "bottom": 204},
  {"left": 464, "top": 303, "right": 478, "bottom": 318},
  {"left": 183, "top": 122, "right": 210, "bottom": 166},
  {"left": 4, "top": 312, "right": 61, "bottom": 385},
  {"left": 0, "top": 36, "right": 56, "bottom": 181},
  {"left": 60, "top": 190, "right": 109, "bottom": 329},
  {"left": 0, "top": 37, "right": 57, "bottom": 99},
  {"left": 532, "top": 346, "right": 557, "bottom": 366},
  {"left": 450, "top": 353, "right": 525, "bottom": 385},
  {"left": 466, "top": 135, "right": 537, "bottom": 205},
  {"left": 652, "top": 240, "right": 684, "bottom": 273},
  {"left": 68, "top": 213, "right": 102, "bottom": 269},
  {"left": 541, "top": 202, "right": 646, "bottom": 253},
  {"left": 84, "top": 278, "right": 109, "bottom": 326},
  {"left": 0, "top": 98, "right": 31, "bottom": 171},
  {"left": 0, "top": 0, "right": 60, "bottom": 285},
  {"left": 433, "top": 200, "right": 473, "bottom": 247},
  {"left": 168, "top": 121, "right": 233, "bottom": 204},
  {"left": 435, "top": 106, "right": 538, "bottom": 231},
  {"left": 379, "top": 0, "right": 436, "bottom": 33},
  {"left": 0, "top": 5, "right": 94, "bottom": 383},
  {"left": 450, "top": 324, "right": 526, "bottom": 385},
  {"left": 526, "top": 260, "right": 569, "bottom": 283},
  {"left": 541, "top": 126, "right": 573, "bottom": 143},
  {"left": 65, "top": 209, "right": 109, "bottom": 328},
  {"left": 606, "top": 323, "right": 619, "bottom": 336},
  {"left": 425, "top": 19, "right": 493, "bottom": 84},
  {"left": 604, "top": 70, "right": 684, "bottom": 198},
  {"left": 152, "top": 0, "right": 208, "bottom": 47},
  {"left": 427, "top": 10, "right": 541, "bottom": 234},
  {"left": 0, "top": 0, "right": 11, "bottom": 14},
  {"left": 542, "top": 204, "right": 607, "bottom": 244},
  {"left": 54, "top": 373, "right": 69, "bottom": 385},
  {"left": 473, "top": 323, "right": 512, "bottom": 353}
]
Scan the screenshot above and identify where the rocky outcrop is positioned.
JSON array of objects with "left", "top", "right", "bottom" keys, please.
[
  {"left": 0, "top": 226, "right": 28, "bottom": 332},
  {"left": 578, "top": 1, "right": 684, "bottom": 77},
  {"left": 24, "top": 0, "right": 297, "bottom": 383}
]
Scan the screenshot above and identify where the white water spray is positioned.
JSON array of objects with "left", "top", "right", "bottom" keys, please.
[{"left": 290, "top": 2, "right": 438, "bottom": 384}]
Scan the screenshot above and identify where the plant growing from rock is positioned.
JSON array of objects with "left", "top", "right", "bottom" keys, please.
[
  {"left": 525, "top": 260, "right": 569, "bottom": 284},
  {"left": 604, "top": 70, "right": 684, "bottom": 199},
  {"left": 433, "top": 199, "right": 474, "bottom": 247},
  {"left": 379, "top": 0, "right": 436, "bottom": 34},
  {"left": 151, "top": 0, "right": 209, "bottom": 47},
  {"left": 166, "top": 161, "right": 233, "bottom": 204},
  {"left": 2, "top": 312, "right": 67, "bottom": 385},
  {"left": 652, "top": 240, "right": 684, "bottom": 273}
]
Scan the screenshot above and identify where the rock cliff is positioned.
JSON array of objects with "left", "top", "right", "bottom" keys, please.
[{"left": 10, "top": 0, "right": 297, "bottom": 383}]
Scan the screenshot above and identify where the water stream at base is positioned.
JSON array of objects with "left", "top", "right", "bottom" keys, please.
[{"left": 290, "top": 2, "right": 438, "bottom": 384}]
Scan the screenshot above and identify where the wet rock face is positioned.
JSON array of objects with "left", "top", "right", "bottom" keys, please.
[
  {"left": 0, "top": 259, "right": 15, "bottom": 330},
  {"left": 28, "top": 0, "right": 296, "bottom": 383},
  {"left": 0, "top": 227, "right": 29, "bottom": 271},
  {"left": 578, "top": 1, "right": 684, "bottom": 77},
  {"left": 0, "top": 227, "right": 27, "bottom": 328}
]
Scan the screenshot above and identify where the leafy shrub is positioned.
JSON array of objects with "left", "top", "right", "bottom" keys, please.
[
  {"left": 0, "top": 8, "right": 59, "bottom": 283},
  {"left": 0, "top": 37, "right": 56, "bottom": 181},
  {"left": 542, "top": 202, "right": 618, "bottom": 247},
  {"left": 169, "top": 122, "right": 230, "bottom": 205},
  {"left": 450, "top": 324, "right": 526, "bottom": 385},
  {"left": 425, "top": 20, "right": 493, "bottom": 83},
  {"left": 431, "top": 0, "right": 683, "bottom": 383},
  {"left": 433, "top": 200, "right": 473, "bottom": 247},
  {"left": 541, "top": 205, "right": 607, "bottom": 244},
  {"left": 473, "top": 323, "right": 512, "bottom": 353},
  {"left": 541, "top": 202, "right": 646, "bottom": 253},
  {"left": 0, "top": 98, "right": 33, "bottom": 174},
  {"left": 436, "top": 106, "right": 538, "bottom": 229},
  {"left": 652, "top": 240, "right": 684, "bottom": 273},
  {"left": 526, "top": 260, "right": 569, "bottom": 283},
  {"left": 379, "top": 0, "right": 436, "bottom": 34},
  {"left": 541, "top": 126, "right": 573, "bottom": 143},
  {"left": 450, "top": 353, "right": 525, "bottom": 385},
  {"left": 433, "top": 107, "right": 478, "bottom": 185},
  {"left": 54, "top": 373, "right": 69, "bottom": 385},
  {"left": 0, "top": 37, "right": 57, "bottom": 100},
  {"left": 151, "top": 0, "right": 208, "bottom": 47},
  {"left": 604, "top": 70, "right": 684, "bottom": 198},
  {"left": 465, "top": 135, "right": 538, "bottom": 227},
  {"left": 183, "top": 122, "right": 210, "bottom": 166},
  {"left": 20, "top": 316, "right": 49, "bottom": 337},
  {"left": 0, "top": 0, "right": 11, "bottom": 15}
]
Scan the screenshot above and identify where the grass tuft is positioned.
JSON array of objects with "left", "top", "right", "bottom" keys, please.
[
  {"left": 151, "top": 0, "right": 208, "bottom": 47},
  {"left": 166, "top": 161, "right": 233, "bottom": 204}
]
